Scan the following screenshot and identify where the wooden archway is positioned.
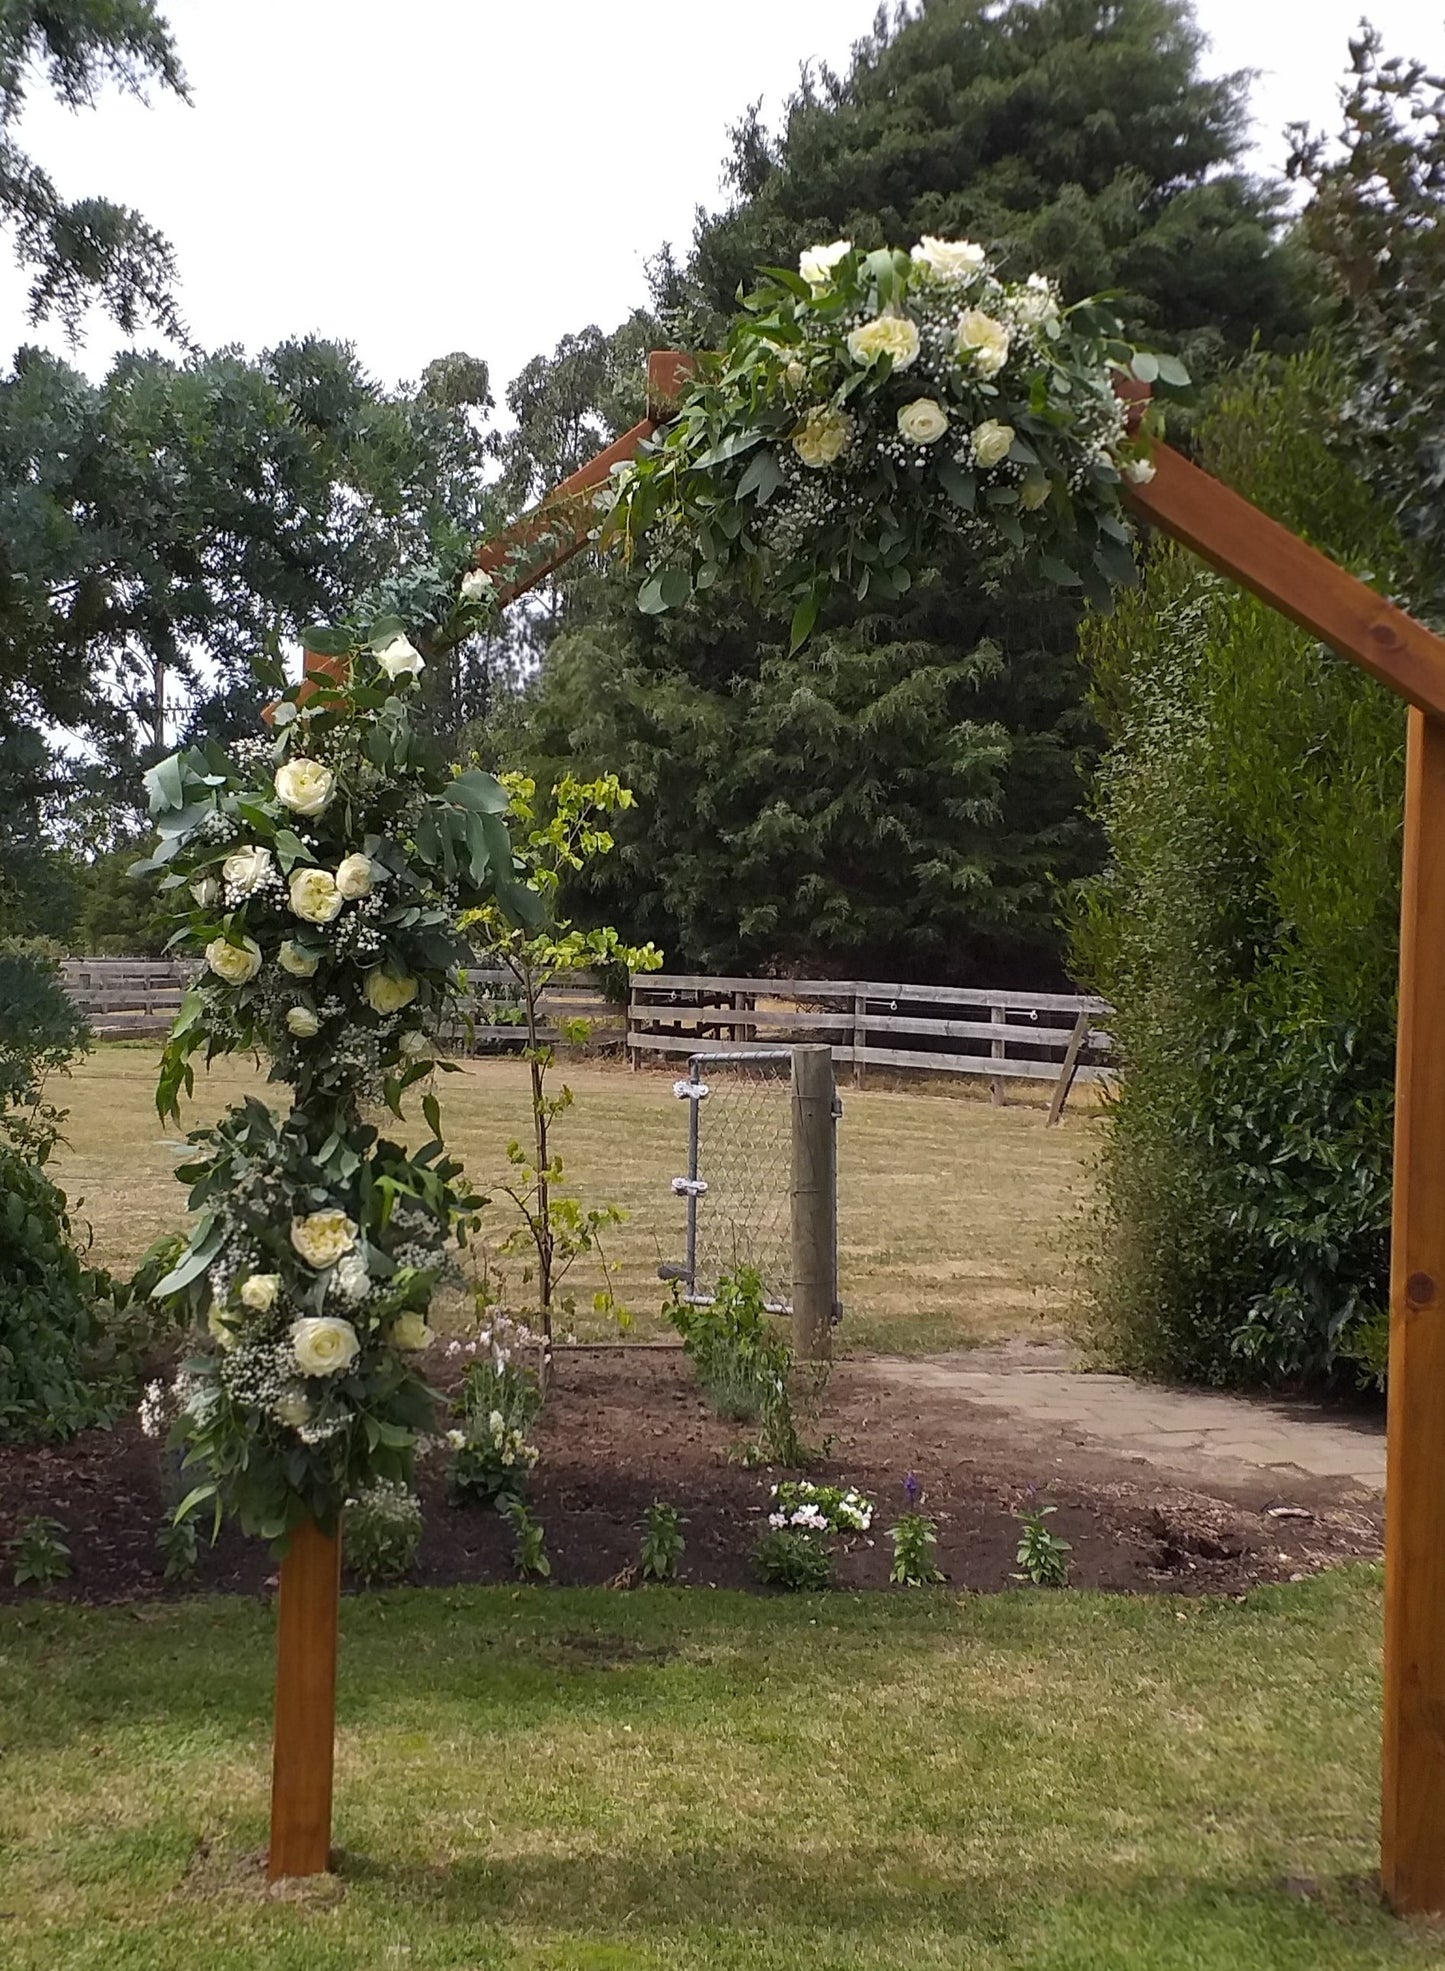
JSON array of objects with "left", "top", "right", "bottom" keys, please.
[{"left": 270, "top": 349, "right": 1445, "bottom": 1916}]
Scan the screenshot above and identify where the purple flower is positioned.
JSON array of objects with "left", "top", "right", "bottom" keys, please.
[{"left": 903, "top": 1471, "right": 921, "bottom": 1507}]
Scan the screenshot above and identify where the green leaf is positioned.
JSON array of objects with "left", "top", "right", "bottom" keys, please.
[
  {"left": 1130, "top": 352, "right": 1160, "bottom": 384},
  {"left": 1038, "top": 554, "right": 1082, "bottom": 586},
  {"left": 299, "top": 624, "right": 354, "bottom": 657},
  {"left": 637, "top": 573, "right": 668, "bottom": 614},
  {"left": 659, "top": 566, "right": 693, "bottom": 609},
  {"left": 1153, "top": 353, "right": 1191, "bottom": 389},
  {"left": 144, "top": 753, "right": 186, "bottom": 815},
  {"left": 694, "top": 429, "right": 765, "bottom": 469},
  {"left": 936, "top": 460, "right": 977, "bottom": 510},
  {"left": 422, "top": 1092, "right": 442, "bottom": 1141},
  {"left": 789, "top": 592, "right": 821, "bottom": 653},
  {"left": 448, "top": 769, "right": 510, "bottom": 815},
  {"left": 736, "top": 447, "right": 785, "bottom": 505}
]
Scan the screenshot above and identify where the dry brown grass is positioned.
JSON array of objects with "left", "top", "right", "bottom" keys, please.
[{"left": 50, "top": 1045, "right": 1097, "bottom": 1353}]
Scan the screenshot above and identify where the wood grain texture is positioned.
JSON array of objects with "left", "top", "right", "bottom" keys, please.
[
  {"left": 473, "top": 418, "right": 659, "bottom": 605},
  {"left": 789, "top": 1045, "right": 837, "bottom": 1361},
  {"left": 268, "top": 1516, "right": 342, "bottom": 1880},
  {"left": 1382, "top": 708, "right": 1445, "bottom": 1913}
]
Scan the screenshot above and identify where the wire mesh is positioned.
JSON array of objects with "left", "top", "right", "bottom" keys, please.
[{"left": 676, "top": 1051, "right": 793, "bottom": 1311}]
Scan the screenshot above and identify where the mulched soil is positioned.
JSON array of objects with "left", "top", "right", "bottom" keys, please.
[{"left": 0, "top": 1349, "right": 1383, "bottom": 1606}]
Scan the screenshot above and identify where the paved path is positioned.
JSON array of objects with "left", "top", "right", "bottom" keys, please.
[{"left": 866, "top": 1343, "right": 1385, "bottom": 1494}]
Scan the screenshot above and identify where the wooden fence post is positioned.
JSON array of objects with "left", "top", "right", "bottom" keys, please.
[
  {"left": 1382, "top": 707, "right": 1445, "bottom": 1914},
  {"left": 853, "top": 988, "right": 867, "bottom": 1088},
  {"left": 790, "top": 1045, "right": 837, "bottom": 1362},
  {"left": 267, "top": 1512, "right": 342, "bottom": 1879},
  {"left": 990, "top": 1002, "right": 1007, "bottom": 1105},
  {"left": 1046, "top": 1012, "right": 1092, "bottom": 1128}
]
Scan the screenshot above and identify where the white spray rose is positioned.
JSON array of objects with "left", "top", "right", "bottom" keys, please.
[
  {"left": 208, "top": 1306, "right": 239, "bottom": 1350},
  {"left": 290, "top": 1209, "right": 359, "bottom": 1270},
  {"left": 389, "top": 1312, "right": 433, "bottom": 1352},
  {"left": 1014, "top": 272, "right": 1060, "bottom": 325},
  {"left": 222, "top": 845, "right": 273, "bottom": 896},
  {"left": 897, "top": 397, "right": 949, "bottom": 445},
  {"left": 190, "top": 876, "right": 220, "bottom": 908},
  {"left": 460, "top": 567, "right": 494, "bottom": 602},
  {"left": 274, "top": 757, "right": 335, "bottom": 817},
  {"left": 846, "top": 313, "right": 921, "bottom": 370},
  {"left": 398, "top": 1029, "right": 433, "bottom": 1061},
  {"left": 334, "top": 852, "right": 374, "bottom": 900},
  {"left": 798, "top": 238, "right": 851, "bottom": 287},
  {"left": 239, "top": 1272, "right": 281, "bottom": 1312},
  {"left": 971, "top": 419, "right": 1016, "bottom": 469},
  {"left": 333, "top": 1249, "right": 370, "bottom": 1303},
  {"left": 286, "top": 1005, "right": 320, "bottom": 1038},
  {"left": 205, "top": 935, "right": 262, "bottom": 985},
  {"left": 365, "top": 969, "right": 419, "bottom": 1015},
  {"left": 791, "top": 407, "right": 853, "bottom": 470},
  {"left": 1122, "top": 456, "right": 1157, "bottom": 485},
  {"left": 289, "top": 866, "right": 343, "bottom": 924},
  {"left": 956, "top": 308, "right": 1011, "bottom": 377},
  {"left": 278, "top": 939, "right": 320, "bottom": 978},
  {"left": 273, "top": 1387, "right": 311, "bottom": 1427},
  {"left": 291, "top": 1315, "right": 361, "bottom": 1377},
  {"left": 911, "top": 235, "right": 986, "bottom": 281},
  {"left": 376, "top": 633, "right": 424, "bottom": 679}
]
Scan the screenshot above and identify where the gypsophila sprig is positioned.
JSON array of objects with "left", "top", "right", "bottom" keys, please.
[{"left": 610, "top": 239, "right": 1186, "bottom": 648}]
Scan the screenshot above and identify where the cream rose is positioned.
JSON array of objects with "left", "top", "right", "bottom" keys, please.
[
  {"left": 222, "top": 845, "right": 273, "bottom": 896},
  {"left": 278, "top": 939, "right": 320, "bottom": 977},
  {"left": 334, "top": 852, "right": 374, "bottom": 900},
  {"left": 208, "top": 1306, "right": 239, "bottom": 1350},
  {"left": 389, "top": 1311, "right": 433, "bottom": 1352},
  {"left": 365, "top": 969, "right": 419, "bottom": 1015},
  {"left": 846, "top": 313, "right": 920, "bottom": 370},
  {"left": 798, "top": 238, "right": 851, "bottom": 287},
  {"left": 274, "top": 757, "right": 335, "bottom": 817},
  {"left": 274, "top": 1387, "right": 311, "bottom": 1427},
  {"left": 239, "top": 1272, "right": 281, "bottom": 1312},
  {"left": 971, "top": 419, "right": 1016, "bottom": 469},
  {"left": 956, "top": 308, "right": 1011, "bottom": 377},
  {"left": 205, "top": 935, "right": 262, "bottom": 986},
  {"left": 897, "top": 397, "right": 949, "bottom": 445},
  {"left": 911, "top": 235, "right": 986, "bottom": 281},
  {"left": 289, "top": 866, "right": 343, "bottom": 924},
  {"left": 290, "top": 1209, "right": 359, "bottom": 1270},
  {"left": 1015, "top": 272, "right": 1060, "bottom": 325},
  {"left": 398, "top": 1029, "right": 433, "bottom": 1061},
  {"left": 286, "top": 1005, "right": 320, "bottom": 1038},
  {"left": 190, "top": 876, "right": 220, "bottom": 908},
  {"left": 460, "top": 567, "right": 494, "bottom": 602},
  {"left": 291, "top": 1315, "right": 360, "bottom": 1377},
  {"left": 376, "top": 633, "right": 424, "bottom": 680},
  {"left": 333, "top": 1250, "right": 370, "bottom": 1302},
  {"left": 791, "top": 407, "right": 853, "bottom": 470}
]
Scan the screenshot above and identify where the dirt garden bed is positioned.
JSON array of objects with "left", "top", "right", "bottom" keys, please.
[{"left": 0, "top": 1348, "right": 1383, "bottom": 1605}]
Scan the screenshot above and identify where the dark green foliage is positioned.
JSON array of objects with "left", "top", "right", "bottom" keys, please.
[
  {"left": 1073, "top": 348, "right": 1408, "bottom": 1386},
  {"left": 1014, "top": 1503, "right": 1071, "bottom": 1585},
  {"left": 0, "top": 1140, "right": 109, "bottom": 1441},
  {"left": 0, "top": 940, "right": 90, "bottom": 1134},
  {"left": 751, "top": 1525, "right": 833, "bottom": 1592},
  {"left": 7, "top": 1513, "right": 72, "bottom": 1589}
]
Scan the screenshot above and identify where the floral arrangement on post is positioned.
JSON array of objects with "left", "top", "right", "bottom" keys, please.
[
  {"left": 610, "top": 236, "right": 1187, "bottom": 647},
  {"left": 133, "top": 603, "right": 529, "bottom": 1544}
]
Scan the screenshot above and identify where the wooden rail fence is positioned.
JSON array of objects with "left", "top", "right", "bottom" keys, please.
[{"left": 628, "top": 973, "right": 1113, "bottom": 1114}]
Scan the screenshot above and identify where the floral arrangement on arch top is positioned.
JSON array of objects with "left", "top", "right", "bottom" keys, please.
[
  {"left": 610, "top": 235, "right": 1189, "bottom": 648},
  {"left": 133, "top": 593, "right": 529, "bottom": 1544}
]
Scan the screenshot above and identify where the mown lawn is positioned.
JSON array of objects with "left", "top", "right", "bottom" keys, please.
[
  {"left": 50, "top": 1046, "right": 1096, "bottom": 1352},
  {"left": 0, "top": 1568, "right": 1437, "bottom": 1969}
]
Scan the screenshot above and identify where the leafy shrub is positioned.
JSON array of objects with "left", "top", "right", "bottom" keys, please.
[
  {"left": 0, "top": 940, "right": 90, "bottom": 1155},
  {"left": 502, "top": 1498, "right": 550, "bottom": 1579},
  {"left": 156, "top": 1513, "right": 200, "bottom": 1584},
  {"left": 1074, "top": 348, "right": 1408, "bottom": 1387},
  {"left": 752, "top": 1526, "right": 833, "bottom": 1592},
  {"left": 638, "top": 1501, "right": 686, "bottom": 1582},
  {"left": 344, "top": 1480, "right": 424, "bottom": 1585},
  {"left": 1013, "top": 1504, "right": 1071, "bottom": 1587},
  {"left": 7, "top": 1514, "right": 71, "bottom": 1588},
  {"left": 889, "top": 1511, "right": 944, "bottom": 1586},
  {"left": 671, "top": 1267, "right": 804, "bottom": 1462}
]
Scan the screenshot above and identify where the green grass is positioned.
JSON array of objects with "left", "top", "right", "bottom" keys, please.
[
  {"left": 0, "top": 1568, "right": 1436, "bottom": 1968},
  {"left": 51, "top": 1047, "right": 1096, "bottom": 1352}
]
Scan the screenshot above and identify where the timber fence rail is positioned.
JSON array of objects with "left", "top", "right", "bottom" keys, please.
[{"left": 628, "top": 972, "right": 1113, "bottom": 1112}]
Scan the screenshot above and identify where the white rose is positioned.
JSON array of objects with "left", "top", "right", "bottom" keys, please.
[
  {"left": 274, "top": 758, "right": 335, "bottom": 817},
  {"left": 239, "top": 1272, "right": 281, "bottom": 1312},
  {"left": 205, "top": 935, "right": 262, "bottom": 985},
  {"left": 278, "top": 939, "right": 320, "bottom": 977},
  {"left": 286, "top": 1005, "right": 320, "bottom": 1038},
  {"left": 798, "top": 238, "right": 851, "bottom": 287},
  {"left": 289, "top": 866, "right": 343, "bottom": 924},
  {"left": 333, "top": 1249, "right": 370, "bottom": 1302},
  {"left": 365, "top": 968, "right": 419, "bottom": 1015},
  {"left": 208, "top": 1306, "right": 239, "bottom": 1350},
  {"left": 274, "top": 1386, "right": 312, "bottom": 1427},
  {"left": 376, "top": 633, "right": 424, "bottom": 680},
  {"left": 460, "top": 567, "right": 494, "bottom": 602},
  {"left": 846, "top": 313, "right": 921, "bottom": 370},
  {"left": 222, "top": 845, "right": 273, "bottom": 896},
  {"left": 897, "top": 397, "right": 949, "bottom": 445},
  {"left": 911, "top": 235, "right": 986, "bottom": 281},
  {"left": 445, "top": 1428, "right": 466, "bottom": 1451},
  {"left": 290, "top": 1209, "right": 359, "bottom": 1270},
  {"left": 971, "top": 419, "right": 1016, "bottom": 469},
  {"left": 334, "top": 852, "right": 374, "bottom": 900},
  {"left": 791, "top": 406, "right": 853, "bottom": 470},
  {"left": 291, "top": 1315, "right": 361, "bottom": 1378},
  {"left": 389, "top": 1311, "right": 433, "bottom": 1352},
  {"left": 1015, "top": 272, "right": 1060, "bottom": 325},
  {"left": 1122, "top": 456, "right": 1157, "bottom": 485},
  {"left": 190, "top": 876, "right": 220, "bottom": 908},
  {"left": 398, "top": 1030, "right": 433, "bottom": 1061},
  {"left": 956, "top": 308, "right": 1011, "bottom": 377}
]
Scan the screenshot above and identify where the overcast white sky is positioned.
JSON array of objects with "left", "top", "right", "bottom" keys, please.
[{"left": 2, "top": 0, "right": 1442, "bottom": 401}]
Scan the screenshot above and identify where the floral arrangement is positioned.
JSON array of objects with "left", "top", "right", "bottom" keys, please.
[
  {"left": 766, "top": 1480, "right": 874, "bottom": 1535},
  {"left": 134, "top": 610, "right": 524, "bottom": 1544},
  {"left": 610, "top": 236, "right": 1187, "bottom": 645}
]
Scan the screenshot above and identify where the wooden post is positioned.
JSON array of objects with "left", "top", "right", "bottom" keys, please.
[
  {"left": 1382, "top": 707, "right": 1445, "bottom": 1913},
  {"left": 990, "top": 1002, "right": 1008, "bottom": 1106},
  {"left": 790, "top": 1045, "right": 837, "bottom": 1362},
  {"left": 268, "top": 1515, "right": 342, "bottom": 1881},
  {"left": 853, "top": 988, "right": 867, "bottom": 1089},
  {"left": 1046, "top": 1012, "right": 1092, "bottom": 1128}
]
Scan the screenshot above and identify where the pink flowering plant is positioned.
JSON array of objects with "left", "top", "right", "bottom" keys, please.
[
  {"left": 611, "top": 235, "right": 1187, "bottom": 646},
  {"left": 134, "top": 607, "right": 528, "bottom": 1544}
]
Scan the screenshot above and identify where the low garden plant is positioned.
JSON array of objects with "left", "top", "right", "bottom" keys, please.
[
  {"left": 503, "top": 1497, "right": 550, "bottom": 1580},
  {"left": 671, "top": 1266, "right": 809, "bottom": 1463},
  {"left": 1014, "top": 1502, "right": 1072, "bottom": 1587},
  {"left": 7, "top": 1512, "right": 71, "bottom": 1589},
  {"left": 344, "top": 1479, "right": 424, "bottom": 1585},
  {"left": 889, "top": 1476, "right": 945, "bottom": 1585},
  {"left": 638, "top": 1500, "right": 686, "bottom": 1582},
  {"left": 751, "top": 1524, "right": 834, "bottom": 1592},
  {"left": 449, "top": 1313, "right": 543, "bottom": 1509},
  {"left": 155, "top": 1513, "right": 200, "bottom": 1585},
  {"left": 753, "top": 1478, "right": 876, "bottom": 1591}
]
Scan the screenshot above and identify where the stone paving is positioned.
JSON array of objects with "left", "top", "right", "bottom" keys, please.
[{"left": 867, "top": 1342, "right": 1386, "bottom": 1494}]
